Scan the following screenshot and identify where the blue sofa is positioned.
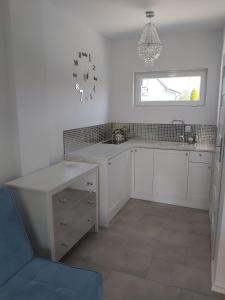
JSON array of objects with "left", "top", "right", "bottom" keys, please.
[{"left": 0, "top": 187, "right": 102, "bottom": 300}]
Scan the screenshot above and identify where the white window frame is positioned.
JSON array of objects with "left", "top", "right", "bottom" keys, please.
[{"left": 134, "top": 69, "right": 208, "bottom": 107}]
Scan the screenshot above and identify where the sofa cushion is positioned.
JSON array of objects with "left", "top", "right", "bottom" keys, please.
[
  {"left": 0, "top": 258, "right": 102, "bottom": 300},
  {"left": 0, "top": 187, "right": 33, "bottom": 287}
]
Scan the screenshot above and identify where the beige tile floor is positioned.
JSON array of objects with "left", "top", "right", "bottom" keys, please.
[{"left": 63, "top": 199, "right": 225, "bottom": 300}]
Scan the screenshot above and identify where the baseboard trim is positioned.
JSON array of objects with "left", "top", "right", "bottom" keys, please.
[
  {"left": 212, "top": 284, "right": 225, "bottom": 294},
  {"left": 108, "top": 196, "right": 129, "bottom": 224},
  {"left": 131, "top": 193, "right": 209, "bottom": 210},
  {"left": 211, "top": 260, "right": 225, "bottom": 295}
]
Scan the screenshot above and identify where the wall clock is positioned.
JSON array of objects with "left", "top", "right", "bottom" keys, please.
[{"left": 73, "top": 51, "right": 98, "bottom": 102}]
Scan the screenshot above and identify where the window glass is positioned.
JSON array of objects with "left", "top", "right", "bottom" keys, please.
[{"left": 135, "top": 70, "right": 207, "bottom": 106}]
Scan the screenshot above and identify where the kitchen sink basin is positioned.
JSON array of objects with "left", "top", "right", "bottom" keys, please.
[
  {"left": 157, "top": 141, "right": 183, "bottom": 146},
  {"left": 103, "top": 140, "right": 125, "bottom": 145}
]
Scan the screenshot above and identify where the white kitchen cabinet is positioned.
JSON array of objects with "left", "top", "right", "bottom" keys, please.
[
  {"left": 153, "top": 150, "right": 189, "bottom": 205},
  {"left": 132, "top": 148, "right": 154, "bottom": 200},
  {"left": 107, "top": 150, "right": 131, "bottom": 221},
  {"left": 6, "top": 161, "right": 99, "bottom": 261},
  {"left": 187, "top": 162, "right": 212, "bottom": 209},
  {"left": 66, "top": 144, "right": 214, "bottom": 225}
]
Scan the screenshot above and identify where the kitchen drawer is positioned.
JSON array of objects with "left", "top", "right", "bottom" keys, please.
[
  {"left": 53, "top": 188, "right": 90, "bottom": 218},
  {"left": 54, "top": 218, "right": 95, "bottom": 261},
  {"left": 54, "top": 237, "right": 75, "bottom": 261},
  {"left": 70, "top": 172, "right": 97, "bottom": 192},
  {"left": 189, "top": 151, "right": 212, "bottom": 164},
  {"left": 54, "top": 191, "right": 96, "bottom": 260},
  {"left": 54, "top": 210, "right": 95, "bottom": 260}
]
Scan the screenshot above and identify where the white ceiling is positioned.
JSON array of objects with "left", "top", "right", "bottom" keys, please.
[{"left": 50, "top": 0, "right": 225, "bottom": 39}]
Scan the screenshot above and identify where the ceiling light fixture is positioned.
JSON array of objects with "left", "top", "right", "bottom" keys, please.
[{"left": 137, "top": 11, "right": 162, "bottom": 65}]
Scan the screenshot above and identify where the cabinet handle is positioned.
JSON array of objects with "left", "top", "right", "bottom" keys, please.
[
  {"left": 59, "top": 221, "right": 67, "bottom": 227},
  {"left": 88, "top": 219, "right": 92, "bottom": 223},
  {"left": 60, "top": 242, "right": 68, "bottom": 248},
  {"left": 186, "top": 152, "right": 189, "bottom": 156},
  {"left": 108, "top": 162, "right": 111, "bottom": 166},
  {"left": 199, "top": 153, "right": 202, "bottom": 157},
  {"left": 208, "top": 166, "right": 212, "bottom": 169},
  {"left": 130, "top": 150, "right": 133, "bottom": 153},
  {"left": 135, "top": 149, "right": 137, "bottom": 152},
  {"left": 86, "top": 182, "right": 93, "bottom": 186},
  {"left": 59, "top": 198, "right": 67, "bottom": 204}
]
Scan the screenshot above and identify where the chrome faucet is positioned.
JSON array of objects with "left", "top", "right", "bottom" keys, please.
[{"left": 171, "top": 120, "right": 185, "bottom": 143}]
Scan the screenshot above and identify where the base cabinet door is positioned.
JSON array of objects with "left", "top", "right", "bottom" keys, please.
[
  {"left": 108, "top": 150, "right": 131, "bottom": 220},
  {"left": 187, "top": 163, "right": 212, "bottom": 209},
  {"left": 153, "top": 150, "right": 189, "bottom": 205},
  {"left": 132, "top": 148, "right": 154, "bottom": 200}
]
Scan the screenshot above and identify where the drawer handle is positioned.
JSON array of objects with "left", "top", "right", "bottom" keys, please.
[
  {"left": 87, "top": 182, "right": 94, "bottom": 186},
  {"left": 59, "top": 221, "right": 67, "bottom": 227},
  {"left": 88, "top": 219, "right": 92, "bottom": 223},
  {"left": 108, "top": 162, "right": 111, "bottom": 166},
  {"left": 88, "top": 200, "right": 95, "bottom": 205},
  {"left": 199, "top": 153, "right": 202, "bottom": 157},
  {"left": 59, "top": 198, "right": 67, "bottom": 204},
  {"left": 186, "top": 153, "right": 189, "bottom": 156},
  {"left": 60, "top": 242, "right": 68, "bottom": 248}
]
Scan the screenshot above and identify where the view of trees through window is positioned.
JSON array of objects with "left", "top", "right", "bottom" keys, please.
[{"left": 141, "top": 76, "right": 201, "bottom": 102}]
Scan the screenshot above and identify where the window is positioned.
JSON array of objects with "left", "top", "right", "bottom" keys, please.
[{"left": 134, "top": 69, "right": 207, "bottom": 106}]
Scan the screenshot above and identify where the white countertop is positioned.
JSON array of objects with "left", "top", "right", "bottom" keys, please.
[
  {"left": 66, "top": 138, "right": 216, "bottom": 162},
  {"left": 6, "top": 161, "right": 98, "bottom": 194}
]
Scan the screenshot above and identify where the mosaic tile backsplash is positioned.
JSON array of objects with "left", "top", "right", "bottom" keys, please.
[
  {"left": 112, "top": 123, "right": 217, "bottom": 145},
  {"left": 63, "top": 123, "right": 112, "bottom": 154},
  {"left": 63, "top": 123, "right": 217, "bottom": 154}
]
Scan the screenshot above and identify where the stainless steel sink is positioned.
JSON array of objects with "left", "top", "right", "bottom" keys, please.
[
  {"left": 157, "top": 141, "right": 185, "bottom": 147},
  {"left": 103, "top": 140, "right": 125, "bottom": 145}
]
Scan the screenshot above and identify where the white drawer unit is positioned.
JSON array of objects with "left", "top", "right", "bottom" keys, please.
[
  {"left": 6, "top": 161, "right": 99, "bottom": 261},
  {"left": 189, "top": 151, "right": 212, "bottom": 164}
]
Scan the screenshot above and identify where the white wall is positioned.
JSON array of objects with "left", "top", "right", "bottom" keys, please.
[
  {"left": 110, "top": 30, "right": 223, "bottom": 124},
  {"left": 8, "top": 0, "right": 50, "bottom": 176},
  {"left": 42, "top": 1, "right": 111, "bottom": 164},
  {"left": 2, "top": 0, "right": 223, "bottom": 179},
  {"left": 6, "top": 0, "right": 111, "bottom": 175},
  {"left": 0, "top": 0, "right": 18, "bottom": 184}
]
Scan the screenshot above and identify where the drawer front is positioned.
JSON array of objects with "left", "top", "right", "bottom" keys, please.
[
  {"left": 54, "top": 193, "right": 96, "bottom": 236},
  {"left": 189, "top": 151, "right": 212, "bottom": 164},
  {"left": 71, "top": 172, "right": 97, "bottom": 192},
  {"left": 54, "top": 238, "right": 74, "bottom": 261},
  {"left": 53, "top": 191, "right": 96, "bottom": 260},
  {"left": 54, "top": 217, "right": 95, "bottom": 261},
  {"left": 53, "top": 188, "right": 90, "bottom": 219}
]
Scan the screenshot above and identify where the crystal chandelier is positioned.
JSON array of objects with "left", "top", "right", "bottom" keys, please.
[{"left": 137, "top": 11, "right": 162, "bottom": 65}]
